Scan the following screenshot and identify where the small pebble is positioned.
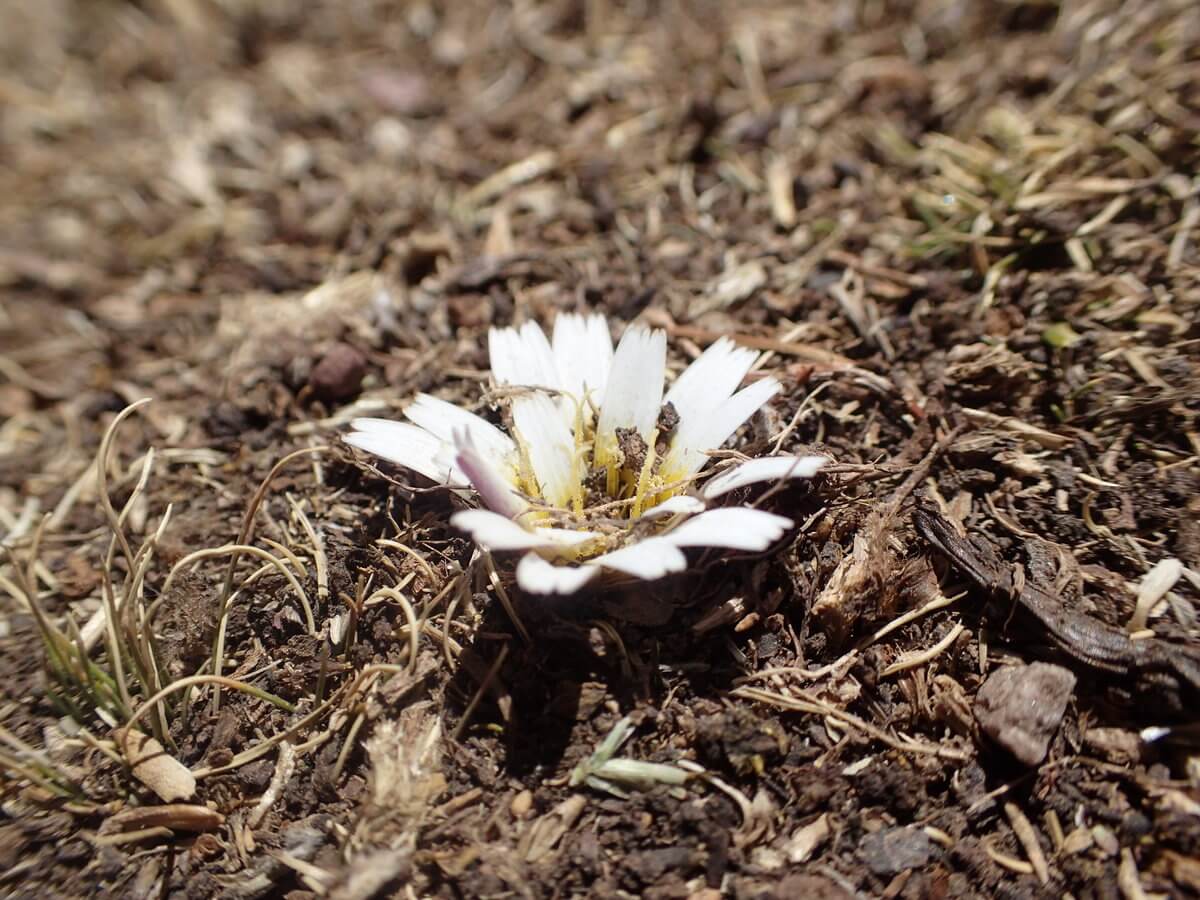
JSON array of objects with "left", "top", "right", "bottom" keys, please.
[
  {"left": 1092, "top": 824, "right": 1120, "bottom": 857},
  {"left": 860, "top": 826, "right": 933, "bottom": 876},
  {"left": 510, "top": 789, "right": 533, "bottom": 819},
  {"left": 309, "top": 343, "right": 366, "bottom": 402}
]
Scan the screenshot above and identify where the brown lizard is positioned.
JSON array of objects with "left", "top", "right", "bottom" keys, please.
[{"left": 914, "top": 498, "right": 1200, "bottom": 715}]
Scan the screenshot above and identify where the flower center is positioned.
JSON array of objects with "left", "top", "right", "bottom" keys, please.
[{"left": 511, "top": 394, "right": 686, "bottom": 523}]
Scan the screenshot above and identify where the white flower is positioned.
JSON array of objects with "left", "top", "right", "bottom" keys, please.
[{"left": 346, "top": 314, "right": 827, "bottom": 594}]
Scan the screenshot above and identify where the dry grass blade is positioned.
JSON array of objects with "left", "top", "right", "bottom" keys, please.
[
  {"left": 4, "top": 400, "right": 174, "bottom": 736},
  {"left": 125, "top": 674, "right": 295, "bottom": 736},
  {"left": 451, "top": 643, "right": 509, "bottom": 742},
  {"left": 160, "top": 543, "right": 315, "bottom": 633},
  {"left": 190, "top": 663, "right": 412, "bottom": 779},
  {"left": 0, "top": 726, "right": 82, "bottom": 799},
  {"left": 289, "top": 496, "right": 329, "bottom": 602},
  {"left": 94, "top": 401, "right": 153, "bottom": 717},
  {"left": 365, "top": 586, "right": 420, "bottom": 674},
  {"left": 376, "top": 539, "right": 442, "bottom": 592},
  {"left": 732, "top": 685, "right": 968, "bottom": 762},
  {"left": 210, "top": 446, "right": 329, "bottom": 711},
  {"left": 880, "top": 624, "right": 965, "bottom": 677}
]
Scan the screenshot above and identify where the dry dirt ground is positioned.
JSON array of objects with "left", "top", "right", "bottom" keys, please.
[{"left": 1, "top": 1, "right": 1199, "bottom": 897}]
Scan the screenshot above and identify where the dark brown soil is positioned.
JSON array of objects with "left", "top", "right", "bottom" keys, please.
[{"left": 2, "top": 1, "right": 1199, "bottom": 898}]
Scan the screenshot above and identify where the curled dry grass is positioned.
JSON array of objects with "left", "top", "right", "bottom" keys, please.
[{"left": 0, "top": 400, "right": 452, "bottom": 810}]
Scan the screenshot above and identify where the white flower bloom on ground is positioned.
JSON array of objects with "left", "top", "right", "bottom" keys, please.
[{"left": 346, "top": 314, "right": 827, "bottom": 594}]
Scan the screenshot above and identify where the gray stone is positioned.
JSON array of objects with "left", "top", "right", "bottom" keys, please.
[{"left": 860, "top": 826, "right": 934, "bottom": 876}]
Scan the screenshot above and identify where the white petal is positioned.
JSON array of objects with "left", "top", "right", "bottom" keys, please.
[
  {"left": 664, "top": 507, "right": 793, "bottom": 551},
  {"left": 489, "top": 321, "right": 560, "bottom": 390},
  {"left": 451, "top": 509, "right": 547, "bottom": 551},
  {"left": 519, "top": 320, "right": 562, "bottom": 388},
  {"left": 511, "top": 392, "right": 577, "bottom": 507},
  {"left": 663, "top": 337, "right": 759, "bottom": 432},
  {"left": 596, "top": 325, "right": 667, "bottom": 458},
  {"left": 451, "top": 509, "right": 597, "bottom": 552},
  {"left": 487, "top": 327, "right": 517, "bottom": 385},
  {"left": 405, "top": 393, "right": 515, "bottom": 464},
  {"left": 532, "top": 526, "right": 599, "bottom": 547},
  {"left": 553, "top": 313, "right": 613, "bottom": 409},
  {"left": 516, "top": 553, "right": 598, "bottom": 595},
  {"left": 345, "top": 419, "right": 458, "bottom": 484},
  {"left": 666, "top": 376, "right": 782, "bottom": 478},
  {"left": 702, "top": 455, "right": 827, "bottom": 499},
  {"left": 638, "top": 495, "right": 706, "bottom": 520},
  {"left": 587, "top": 537, "right": 687, "bottom": 580},
  {"left": 454, "top": 432, "right": 527, "bottom": 518}
]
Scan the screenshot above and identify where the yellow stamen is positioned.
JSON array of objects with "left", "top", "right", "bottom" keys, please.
[
  {"left": 630, "top": 428, "right": 659, "bottom": 518},
  {"left": 595, "top": 436, "right": 620, "bottom": 498},
  {"left": 568, "top": 399, "right": 587, "bottom": 514},
  {"left": 513, "top": 432, "right": 541, "bottom": 501},
  {"left": 647, "top": 462, "right": 683, "bottom": 509}
]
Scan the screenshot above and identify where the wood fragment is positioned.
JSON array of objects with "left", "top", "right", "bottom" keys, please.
[
  {"left": 518, "top": 795, "right": 586, "bottom": 864},
  {"left": 461, "top": 151, "right": 557, "bottom": 210},
  {"left": 1167, "top": 200, "right": 1199, "bottom": 269},
  {"left": 766, "top": 156, "right": 796, "bottom": 229},
  {"left": 483, "top": 204, "right": 515, "bottom": 258},
  {"left": 1129, "top": 557, "right": 1183, "bottom": 633},
  {"left": 92, "top": 826, "right": 175, "bottom": 846},
  {"left": 784, "top": 814, "right": 830, "bottom": 863},
  {"left": 1118, "top": 848, "right": 1149, "bottom": 900},
  {"left": 826, "top": 249, "right": 928, "bottom": 289},
  {"left": 1044, "top": 810, "right": 1065, "bottom": 853},
  {"left": 640, "top": 310, "right": 855, "bottom": 367},
  {"left": 114, "top": 727, "right": 196, "bottom": 803},
  {"left": 916, "top": 500, "right": 1200, "bottom": 703},
  {"left": 106, "top": 804, "right": 224, "bottom": 833},
  {"left": 985, "top": 841, "right": 1034, "bottom": 875}
]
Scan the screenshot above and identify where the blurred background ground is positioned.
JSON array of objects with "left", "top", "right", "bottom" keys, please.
[{"left": 1, "top": 1, "right": 1198, "bottom": 897}]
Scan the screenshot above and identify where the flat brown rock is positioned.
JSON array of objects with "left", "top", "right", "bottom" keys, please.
[{"left": 974, "top": 662, "right": 1077, "bottom": 765}]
